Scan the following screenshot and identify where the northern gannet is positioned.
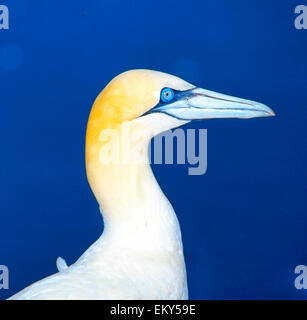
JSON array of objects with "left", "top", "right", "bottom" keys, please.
[{"left": 9, "top": 70, "right": 275, "bottom": 300}]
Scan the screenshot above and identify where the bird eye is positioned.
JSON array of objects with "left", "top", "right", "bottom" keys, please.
[{"left": 161, "top": 88, "right": 174, "bottom": 103}]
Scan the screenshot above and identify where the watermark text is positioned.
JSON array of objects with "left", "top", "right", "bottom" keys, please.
[
  {"left": 0, "top": 5, "right": 9, "bottom": 30},
  {"left": 97, "top": 124, "right": 207, "bottom": 176},
  {"left": 295, "top": 5, "right": 307, "bottom": 29},
  {"left": 0, "top": 265, "right": 9, "bottom": 289},
  {"left": 294, "top": 265, "right": 307, "bottom": 289}
]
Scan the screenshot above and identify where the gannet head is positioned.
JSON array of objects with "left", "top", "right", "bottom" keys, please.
[
  {"left": 86, "top": 69, "right": 275, "bottom": 165},
  {"left": 86, "top": 69, "right": 274, "bottom": 145}
]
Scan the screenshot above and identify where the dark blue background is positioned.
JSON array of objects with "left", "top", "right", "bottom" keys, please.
[{"left": 1, "top": 0, "right": 306, "bottom": 299}]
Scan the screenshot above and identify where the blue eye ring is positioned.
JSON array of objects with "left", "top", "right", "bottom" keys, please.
[{"left": 161, "top": 88, "right": 174, "bottom": 103}]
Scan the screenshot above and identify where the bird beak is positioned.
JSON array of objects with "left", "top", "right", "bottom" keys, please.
[{"left": 153, "top": 87, "right": 275, "bottom": 120}]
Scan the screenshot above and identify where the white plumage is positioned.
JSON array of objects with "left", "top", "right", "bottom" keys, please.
[{"left": 9, "top": 70, "right": 274, "bottom": 300}]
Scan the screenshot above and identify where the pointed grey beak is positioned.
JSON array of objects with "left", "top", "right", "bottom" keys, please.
[{"left": 152, "top": 87, "right": 275, "bottom": 121}]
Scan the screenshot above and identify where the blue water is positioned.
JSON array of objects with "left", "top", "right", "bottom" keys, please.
[{"left": 0, "top": 0, "right": 306, "bottom": 299}]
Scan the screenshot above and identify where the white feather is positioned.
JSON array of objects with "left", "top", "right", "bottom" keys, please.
[{"left": 56, "top": 257, "right": 68, "bottom": 272}]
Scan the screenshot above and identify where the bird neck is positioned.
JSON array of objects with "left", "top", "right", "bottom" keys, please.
[{"left": 85, "top": 122, "right": 184, "bottom": 252}]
